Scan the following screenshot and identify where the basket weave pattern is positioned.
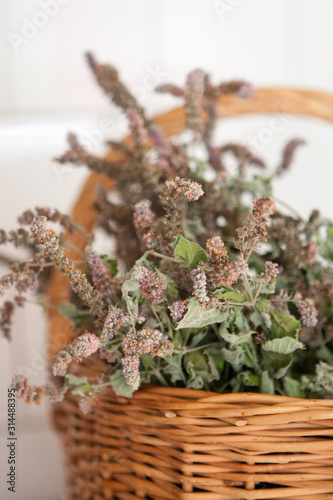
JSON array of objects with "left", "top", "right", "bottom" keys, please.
[
  {"left": 49, "top": 88, "right": 333, "bottom": 499},
  {"left": 55, "top": 357, "right": 333, "bottom": 499}
]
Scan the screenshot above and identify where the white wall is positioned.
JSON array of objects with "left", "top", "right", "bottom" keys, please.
[{"left": 1, "top": 1, "right": 333, "bottom": 498}]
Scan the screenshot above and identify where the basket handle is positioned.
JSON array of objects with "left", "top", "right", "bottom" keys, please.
[{"left": 47, "top": 87, "right": 333, "bottom": 359}]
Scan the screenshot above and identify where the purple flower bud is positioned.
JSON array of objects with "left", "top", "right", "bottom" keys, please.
[{"left": 191, "top": 266, "right": 209, "bottom": 303}]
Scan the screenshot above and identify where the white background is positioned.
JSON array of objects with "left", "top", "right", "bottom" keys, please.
[{"left": 1, "top": 1, "right": 333, "bottom": 498}]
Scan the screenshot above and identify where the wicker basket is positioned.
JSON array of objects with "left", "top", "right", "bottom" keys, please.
[{"left": 49, "top": 88, "right": 333, "bottom": 499}]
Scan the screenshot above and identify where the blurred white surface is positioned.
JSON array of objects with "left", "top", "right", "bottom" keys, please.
[{"left": 1, "top": 1, "right": 333, "bottom": 498}]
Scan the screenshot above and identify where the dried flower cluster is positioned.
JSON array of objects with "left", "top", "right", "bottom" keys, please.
[
  {"left": 131, "top": 266, "right": 167, "bottom": 303},
  {"left": 86, "top": 248, "right": 118, "bottom": 299},
  {"left": 30, "top": 216, "right": 106, "bottom": 322},
  {"left": 11, "top": 375, "right": 46, "bottom": 405},
  {"left": 294, "top": 293, "right": 318, "bottom": 328},
  {"left": 260, "top": 261, "right": 279, "bottom": 283},
  {"left": 168, "top": 300, "right": 188, "bottom": 322},
  {"left": 100, "top": 307, "right": 129, "bottom": 345},
  {"left": 191, "top": 265, "right": 210, "bottom": 303},
  {"left": 122, "top": 327, "right": 173, "bottom": 390},
  {"left": 1, "top": 55, "right": 332, "bottom": 411},
  {"left": 18, "top": 207, "right": 78, "bottom": 233},
  {"left": 234, "top": 197, "right": 276, "bottom": 259},
  {"left": 53, "top": 333, "right": 100, "bottom": 376}
]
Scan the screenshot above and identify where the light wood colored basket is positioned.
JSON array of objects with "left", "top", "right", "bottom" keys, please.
[{"left": 49, "top": 88, "right": 333, "bottom": 499}]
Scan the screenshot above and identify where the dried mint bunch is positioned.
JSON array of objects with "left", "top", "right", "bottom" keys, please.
[{"left": 3, "top": 53, "right": 333, "bottom": 412}]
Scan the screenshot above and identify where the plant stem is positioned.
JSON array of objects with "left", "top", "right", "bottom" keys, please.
[
  {"left": 136, "top": 249, "right": 180, "bottom": 265},
  {"left": 244, "top": 239, "right": 259, "bottom": 264},
  {"left": 245, "top": 343, "right": 261, "bottom": 374},
  {"left": 177, "top": 342, "right": 218, "bottom": 354},
  {"left": 65, "top": 242, "right": 87, "bottom": 259},
  {"left": 242, "top": 270, "right": 254, "bottom": 305},
  {"left": 253, "top": 282, "right": 263, "bottom": 302},
  {"left": 149, "top": 250, "right": 180, "bottom": 264},
  {"left": 227, "top": 301, "right": 252, "bottom": 307},
  {"left": 151, "top": 304, "right": 164, "bottom": 331}
]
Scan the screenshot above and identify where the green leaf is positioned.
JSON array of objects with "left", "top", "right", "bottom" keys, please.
[
  {"left": 218, "top": 291, "right": 247, "bottom": 303},
  {"left": 122, "top": 279, "right": 141, "bottom": 296},
  {"left": 143, "top": 317, "right": 160, "bottom": 329},
  {"left": 58, "top": 302, "right": 85, "bottom": 328},
  {"left": 274, "top": 356, "right": 293, "bottom": 379},
  {"left": 71, "top": 384, "right": 93, "bottom": 397},
  {"left": 270, "top": 309, "right": 301, "bottom": 338},
  {"left": 173, "top": 236, "right": 208, "bottom": 269},
  {"left": 164, "top": 355, "right": 184, "bottom": 384},
  {"left": 250, "top": 310, "right": 262, "bottom": 328},
  {"left": 262, "top": 336, "right": 305, "bottom": 355},
  {"left": 110, "top": 371, "right": 134, "bottom": 398},
  {"left": 239, "top": 371, "right": 260, "bottom": 387},
  {"left": 166, "top": 277, "right": 178, "bottom": 298},
  {"left": 185, "top": 349, "right": 219, "bottom": 385},
  {"left": 219, "top": 330, "right": 255, "bottom": 346},
  {"left": 121, "top": 279, "right": 141, "bottom": 314},
  {"left": 188, "top": 376, "right": 204, "bottom": 389},
  {"left": 141, "top": 353, "right": 157, "bottom": 370},
  {"left": 188, "top": 330, "right": 209, "bottom": 348},
  {"left": 171, "top": 331, "right": 183, "bottom": 350},
  {"left": 256, "top": 299, "right": 270, "bottom": 314},
  {"left": 234, "top": 309, "right": 249, "bottom": 331},
  {"left": 261, "top": 312, "right": 272, "bottom": 329},
  {"left": 59, "top": 302, "right": 78, "bottom": 318},
  {"left": 243, "top": 341, "right": 260, "bottom": 370},
  {"left": 103, "top": 257, "right": 118, "bottom": 277},
  {"left": 254, "top": 300, "right": 272, "bottom": 328},
  {"left": 184, "top": 351, "right": 209, "bottom": 374},
  {"left": 176, "top": 298, "right": 226, "bottom": 330},
  {"left": 283, "top": 377, "right": 305, "bottom": 398},
  {"left": 221, "top": 346, "right": 245, "bottom": 365},
  {"left": 261, "top": 350, "right": 293, "bottom": 379},
  {"left": 316, "top": 345, "right": 333, "bottom": 365},
  {"left": 65, "top": 374, "right": 88, "bottom": 386},
  {"left": 207, "top": 352, "right": 224, "bottom": 379},
  {"left": 260, "top": 281, "right": 276, "bottom": 294},
  {"left": 261, "top": 371, "right": 275, "bottom": 394}
]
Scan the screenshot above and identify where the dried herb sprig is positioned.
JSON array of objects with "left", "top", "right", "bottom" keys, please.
[
  {"left": 30, "top": 216, "right": 106, "bottom": 322},
  {"left": 1, "top": 58, "right": 332, "bottom": 411}
]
